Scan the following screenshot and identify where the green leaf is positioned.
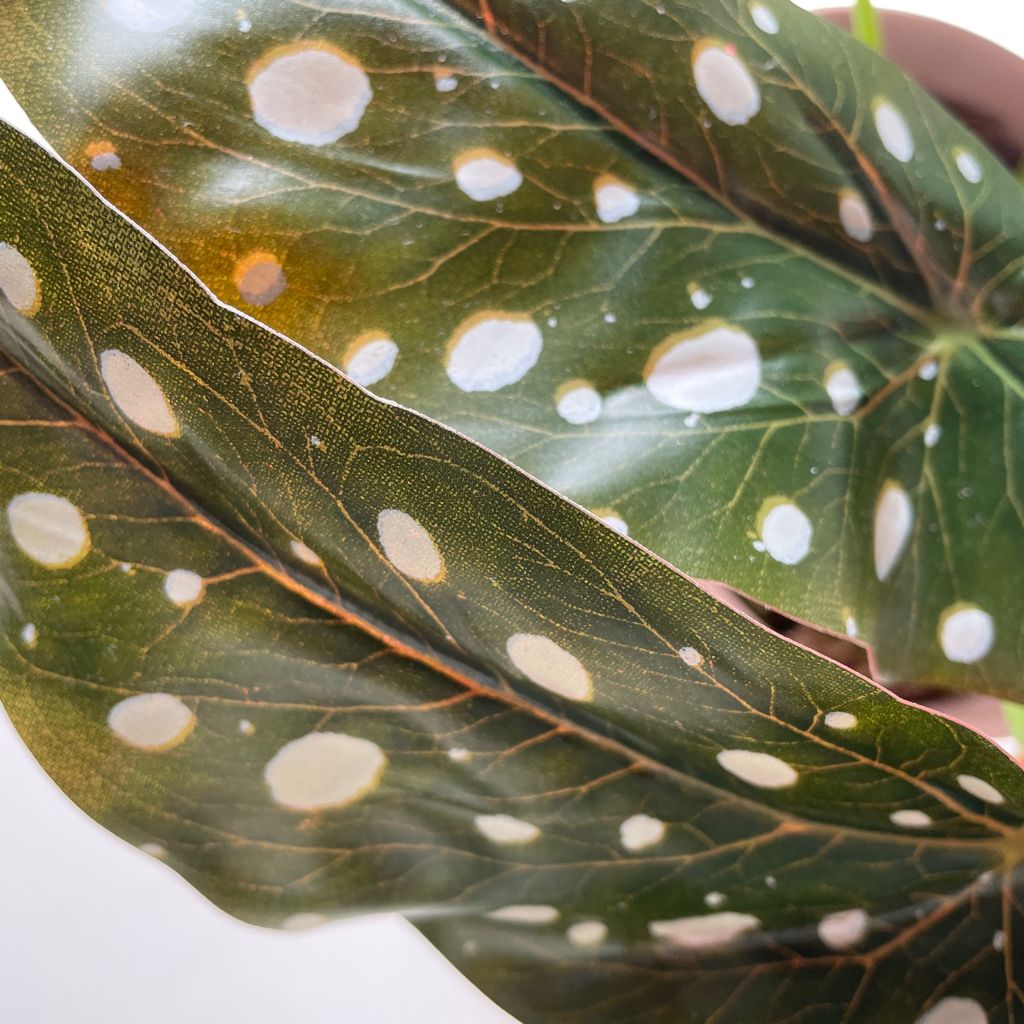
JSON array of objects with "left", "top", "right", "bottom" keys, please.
[
  {"left": 851, "top": 0, "right": 885, "bottom": 53},
  {"left": 1, "top": 0, "right": 1021, "bottom": 697},
  {"left": 1, "top": 122, "right": 1023, "bottom": 1023}
]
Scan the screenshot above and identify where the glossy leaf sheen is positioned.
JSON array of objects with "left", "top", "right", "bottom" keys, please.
[
  {"left": 0, "top": 123, "right": 1023, "bottom": 1022},
  {"left": 2, "top": 0, "right": 1023, "bottom": 695}
]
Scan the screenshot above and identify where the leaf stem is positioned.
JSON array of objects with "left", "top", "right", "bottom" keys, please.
[
  {"left": 850, "top": 0, "right": 885, "bottom": 53},
  {"left": 1002, "top": 701, "right": 1024, "bottom": 754}
]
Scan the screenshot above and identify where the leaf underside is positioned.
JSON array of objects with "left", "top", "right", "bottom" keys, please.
[
  {"left": 0, "top": 116, "right": 1023, "bottom": 1021},
  {"left": 2, "top": 0, "right": 1024, "bottom": 697}
]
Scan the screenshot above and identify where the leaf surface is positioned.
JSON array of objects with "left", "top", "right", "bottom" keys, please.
[
  {"left": 0, "top": 123, "right": 1023, "bottom": 1022},
  {"left": 2, "top": 0, "right": 1023, "bottom": 693}
]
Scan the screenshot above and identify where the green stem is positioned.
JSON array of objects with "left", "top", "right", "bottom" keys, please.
[
  {"left": 1002, "top": 701, "right": 1024, "bottom": 749},
  {"left": 850, "top": 0, "right": 885, "bottom": 53}
]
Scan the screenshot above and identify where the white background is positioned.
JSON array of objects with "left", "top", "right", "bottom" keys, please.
[{"left": 1, "top": 2, "right": 1020, "bottom": 1022}]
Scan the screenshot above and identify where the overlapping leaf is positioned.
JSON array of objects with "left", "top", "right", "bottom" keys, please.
[
  {"left": 1, "top": 122, "right": 1023, "bottom": 1022},
  {"left": 1, "top": 0, "right": 1023, "bottom": 695}
]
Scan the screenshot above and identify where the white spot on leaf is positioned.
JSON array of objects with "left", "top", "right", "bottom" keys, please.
[
  {"left": 825, "top": 364, "right": 862, "bottom": 416},
  {"left": 248, "top": 44, "right": 372, "bottom": 146},
  {"left": 915, "top": 998, "right": 988, "bottom": 1024},
  {"left": 6, "top": 492, "right": 90, "bottom": 568},
  {"left": 475, "top": 814, "right": 541, "bottom": 845},
  {"left": 164, "top": 569, "right": 204, "bottom": 607},
  {"left": 377, "top": 509, "right": 444, "bottom": 582},
  {"left": 704, "top": 891, "right": 726, "bottom": 909},
  {"left": 890, "top": 809, "right": 932, "bottom": 829},
  {"left": 650, "top": 912, "right": 760, "bottom": 950},
  {"left": 749, "top": 3, "right": 779, "bottom": 33},
  {"left": 874, "top": 482, "right": 913, "bottom": 582},
  {"left": 20, "top": 623, "right": 38, "bottom": 647},
  {"left": 265, "top": 732, "right": 386, "bottom": 811},
  {"left": 598, "top": 513, "right": 629, "bottom": 536},
  {"left": 447, "top": 314, "right": 542, "bottom": 392},
  {"left": 824, "top": 711, "right": 858, "bottom": 731},
  {"left": 645, "top": 325, "right": 761, "bottom": 413},
  {"left": 506, "top": 633, "right": 592, "bottom": 702},
  {"left": 940, "top": 605, "right": 994, "bottom": 664},
  {"left": 108, "top": 693, "right": 195, "bottom": 751},
  {"left": 874, "top": 99, "right": 915, "bottom": 162},
  {"left": 954, "top": 149, "right": 983, "bottom": 184},
  {"left": 957, "top": 774, "right": 1004, "bottom": 805},
  {"left": 0, "top": 243, "right": 40, "bottom": 314},
  {"left": 919, "top": 359, "right": 939, "bottom": 381},
  {"left": 689, "top": 284, "right": 712, "bottom": 310},
  {"left": 924, "top": 423, "right": 942, "bottom": 448},
  {"left": 454, "top": 150, "right": 523, "bottom": 201},
  {"left": 717, "top": 749, "right": 797, "bottom": 789},
  {"left": 838, "top": 188, "right": 875, "bottom": 243},
  {"left": 817, "top": 908, "right": 869, "bottom": 950},
  {"left": 556, "top": 382, "right": 602, "bottom": 425},
  {"left": 692, "top": 42, "right": 761, "bottom": 126},
  {"left": 344, "top": 333, "right": 399, "bottom": 387},
  {"left": 488, "top": 905, "right": 559, "bottom": 924},
  {"left": 679, "top": 646, "right": 703, "bottom": 668},
  {"left": 290, "top": 540, "right": 323, "bottom": 567},
  {"left": 759, "top": 501, "right": 812, "bottom": 566},
  {"left": 594, "top": 176, "right": 641, "bottom": 223},
  {"left": 139, "top": 842, "right": 167, "bottom": 858},
  {"left": 620, "top": 814, "right": 666, "bottom": 852},
  {"left": 234, "top": 252, "right": 286, "bottom": 307},
  {"left": 100, "top": 349, "right": 179, "bottom": 436},
  {"left": 434, "top": 73, "right": 458, "bottom": 93},
  {"left": 567, "top": 920, "right": 607, "bottom": 948}
]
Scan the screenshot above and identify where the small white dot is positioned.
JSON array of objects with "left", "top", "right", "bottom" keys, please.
[
  {"left": 740, "top": 276, "right": 756, "bottom": 289},
  {"left": 689, "top": 285, "right": 712, "bottom": 310},
  {"left": 344, "top": 334, "right": 399, "bottom": 388},
  {"left": 475, "top": 813, "right": 541, "bottom": 845},
  {"left": 448, "top": 746, "right": 471, "bottom": 763},
  {"left": 650, "top": 911, "right": 760, "bottom": 950},
  {"left": 164, "top": 569, "right": 204, "bottom": 607},
  {"left": 749, "top": 3, "right": 779, "bottom": 33},
  {"left": 924, "top": 423, "right": 942, "bottom": 448},
  {"left": 139, "top": 842, "right": 167, "bottom": 858},
  {"left": 0, "top": 243, "right": 40, "bottom": 314},
  {"left": 890, "top": 809, "right": 932, "bottom": 829},
  {"left": 487, "top": 905, "right": 559, "bottom": 925},
  {"left": 619, "top": 814, "right": 666, "bottom": 852},
  {"left": 108, "top": 693, "right": 195, "bottom": 751},
  {"left": 817, "top": 908, "right": 869, "bottom": 950},
  {"left": 717, "top": 749, "right": 798, "bottom": 789},
  {"left": 824, "top": 711, "right": 858, "bottom": 731},
  {"left": 507, "top": 633, "right": 592, "bottom": 702},
  {"left": 599, "top": 514, "right": 629, "bottom": 536},
  {"left": 20, "top": 623, "right": 38, "bottom": 647},
  {"left": 556, "top": 383, "right": 602, "bottom": 425},
  {"left": 874, "top": 99, "right": 915, "bottom": 163},
  {"left": 454, "top": 150, "right": 523, "bottom": 201},
  {"left": 955, "top": 148, "right": 983, "bottom": 184},
  {"left": 704, "top": 891, "right": 726, "bottom": 909},
  {"left": 435, "top": 74, "right": 458, "bottom": 92},
  {"left": 567, "top": 920, "right": 607, "bottom": 948},
  {"left": 603, "top": 312, "right": 617, "bottom": 324},
  {"left": 838, "top": 188, "right": 875, "bottom": 243},
  {"left": 678, "top": 646, "right": 703, "bottom": 667},
  {"left": 825, "top": 364, "right": 862, "bottom": 416},
  {"left": 692, "top": 42, "right": 761, "bottom": 126},
  {"left": 594, "top": 175, "right": 641, "bottom": 224},
  {"left": 238, "top": 719, "right": 255, "bottom": 736},
  {"left": 919, "top": 359, "right": 939, "bottom": 381},
  {"left": 874, "top": 482, "right": 913, "bottom": 582},
  {"left": 759, "top": 501, "right": 812, "bottom": 565},
  {"left": 939, "top": 605, "right": 994, "bottom": 664},
  {"left": 290, "top": 540, "right": 323, "bottom": 567}
]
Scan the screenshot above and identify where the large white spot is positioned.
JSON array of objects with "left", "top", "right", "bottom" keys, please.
[
  {"left": 824, "top": 711, "right": 858, "bottom": 731},
  {"left": 446, "top": 314, "right": 542, "bottom": 392},
  {"left": 265, "top": 732, "right": 386, "bottom": 811},
  {"left": 924, "top": 423, "right": 942, "bottom": 448},
  {"left": 940, "top": 605, "right": 994, "bottom": 664},
  {"left": 915, "top": 998, "right": 988, "bottom": 1024},
  {"left": 234, "top": 252, "right": 286, "bottom": 307},
  {"left": 759, "top": 501, "right": 812, "bottom": 566},
  {"left": 620, "top": 814, "right": 666, "bottom": 852},
  {"left": 103, "top": 0, "right": 194, "bottom": 32},
  {"left": 506, "top": 633, "right": 592, "bottom": 702},
  {"left": 377, "top": 509, "right": 444, "bottom": 582},
  {"left": 0, "top": 243, "right": 40, "bottom": 314},
  {"left": 890, "top": 809, "right": 932, "bottom": 829},
  {"left": 692, "top": 42, "right": 761, "bottom": 126},
  {"left": 749, "top": 2, "right": 779, "bottom": 33},
  {"left": 556, "top": 382, "right": 602, "bottom": 425},
  {"left": 100, "top": 349, "right": 179, "bottom": 436},
  {"left": 874, "top": 482, "right": 913, "bottom": 582},
  {"left": 108, "top": 693, "right": 195, "bottom": 751},
  {"left": 874, "top": 100, "right": 915, "bottom": 163},
  {"left": 567, "top": 920, "right": 607, "bottom": 948},
  {"left": 454, "top": 150, "right": 523, "bottom": 201},
  {"left": 825, "top": 364, "right": 862, "bottom": 416},
  {"left": 954, "top": 149, "right": 983, "bottom": 185},
  {"left": 475, "top": 814, "right": 541, "bottom": 846},
  {"left": 838, "top": 189, "right": 875, "bottom": 243},
  {"left": 6, "top": 492, "right": 90, "bottom": 568},
  {"left": 717, "top": 749, "right": 798, "bottom": 789},
  {"left": 817, "top": 908, "right": 869, "bottom": 950},
  {"left": 487, "top": 905, "right": 559, "bottom": 924},
  {"left": 679, "top": 646, "right": 704, "bottom": 668},
  {"left": 20, "top": 623, "right": 38, "bottom": 647},
  {"left": 957, "top": 774, "right": 1004, "bottom": 805},
  {"left": 290, "top": 540, "right": 323, "bottom": 567},
  {"left": 164, "top": 569, "right": 204, "bottom": 607},
  {"left": 649, "top": 912, "right": 760, "bottom": 950},
  {"left": 645, "top": 325, "right": 761, "bottom": 413},
  {"left": 344, "top": 334, "right": 399, "bottom": 388},
  {"left": 594, "top": 176, "right": 641, "bottom": 224},
  {"left": 248, "top": 44, "right": 373, "bottom": 146}
]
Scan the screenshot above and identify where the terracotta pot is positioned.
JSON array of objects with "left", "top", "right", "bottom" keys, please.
[{"left": 820, "top": 8, "right": 1024, "bottom": 166}]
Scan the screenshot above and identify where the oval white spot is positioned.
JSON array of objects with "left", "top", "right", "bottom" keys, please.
[
  {"left": 692, "top": 42, "right": 761, "bottom": 127},
  {"left": 838, "top": 188, "right": 875, "bottom": 243},
  {"left": 759, "top": 501, "right": 812, "bottom": 566},
  {"left": 556, "top": 382, "right": 602, "bottom": 425},
  {"left": 164, "top": 569, "right": 204, "bottom": 607},
  {"left": 874, "top": 100, "right": 915, "bottom": 163},
  {"left": 238, "top": 719, "right": 256, "bottom": 736},
  {"left": 0, "top": 243, "right": 40, "bottom": 314},
  {"left": 139, "top": 842, "right": 167, "bottom": 858},
  {"left": 108, "top": 693, "right": 195, "bottom": 751},
  {"left": 650, "top": 912, "right": 760, "bottom": 950},
  {"left": 940, "top": 605, "right": 994, "bottom": 665},
  {"left": 234, "top": 252, "right": 286, "bottom": 307},
  {"left": 957, "top": 774, "right": 1004, "bottom": 805},
  {"left": 689, "top": 284, "right": 712, "bottom": 310},
  {"left": 454, "top": 150, "right": 523, "bottom": 201},
  {"left": 282, "top": 912, "right": 329, "bottom": 931},
  {"left": 594, "top": 176, "right": 641, "bottom": 224},
  {"left": 598, "top": 513, "right": 629, "bottom": 536},
  {"left": 377, "top": 509, "right": 444, "bottom": 582},
  {"left": 704, "top": 891, "right": 726, "bottom": 909},
  {"left": 506, "top": 633, "right": 592, "bottom": 702},
  {"left": 446, "top": 314, "right": 542, "bottom": 392},
  {"left": 924, "top": 423, "right": 942, "bottom": 448},
  {"left": 20, "top": 622, "right": 38, "bottom": 647},
  {"left": 678, "top": 646, "right": 704, "bottom": 668},
  {"left": 717, "top": 749, "right": 798, "bottom": 789},
  {"left": 567, "top": 920, "right": 607, "bottom": 948},
  {"left": 817, "top": 908, "right": 869, "bottom": 950},
  {"left": 890, "top": 809, "right": 932, "bottom": 829},
  {"left": 448, "top": 746, "right": 471, "bottom": 763},
  {"left": 434, "top": 73, "right": 458, "bottom": 93},
  {"left": 645, "top": 325, "right": 761, "bottom": 413},
  {"left": 265, "top": 732, "right": 386, "bottom": 811},
  {"left": 290, "top": 540, "right": 323, "bottom": 567},
  {"left": 87, "top": 141, "right": 122, "bottom": 172},
  {"left": 344, "top": 334, "right": 399, "bottom": 388},
  {"left": 874, "top": 482, "right": 913, "bottom": 582},
  {"left": 6, "top": 492, "right": 90, "bottom": 568},
  {"left": 825, "top": 364, "right": 862, "bottom": 416},
  {"left": 954, "top": 149, "right": 983, "bottom": 185},
  {"left": 487, "top": 905, "right": 559, "bottom": 924},
  {"left": 475, "top": 813, "right": 541, "bottom": 846},
  {"left": 915, "top": 998, "right": 988, "bottom": 1024},
  {"left": 749, "top": 2, "right": 779, "bottom": 33},
  {"left": 824, "top": 711, "right": 858, "bottom": 731},
  {"left": 99, "top": 349, "right": 179, "bottom": 436},
  {"left": 248, "top": 44, "right": 373, "bottom": 146},
  {"left": 103, "top": 0, "right": 194, "bottom": 32},
  {"left": 919, "top": 359, "right": 939, "bottom": 381},
  {"left": 620, "top": 814, "right": 666, "bottom": 852}
]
